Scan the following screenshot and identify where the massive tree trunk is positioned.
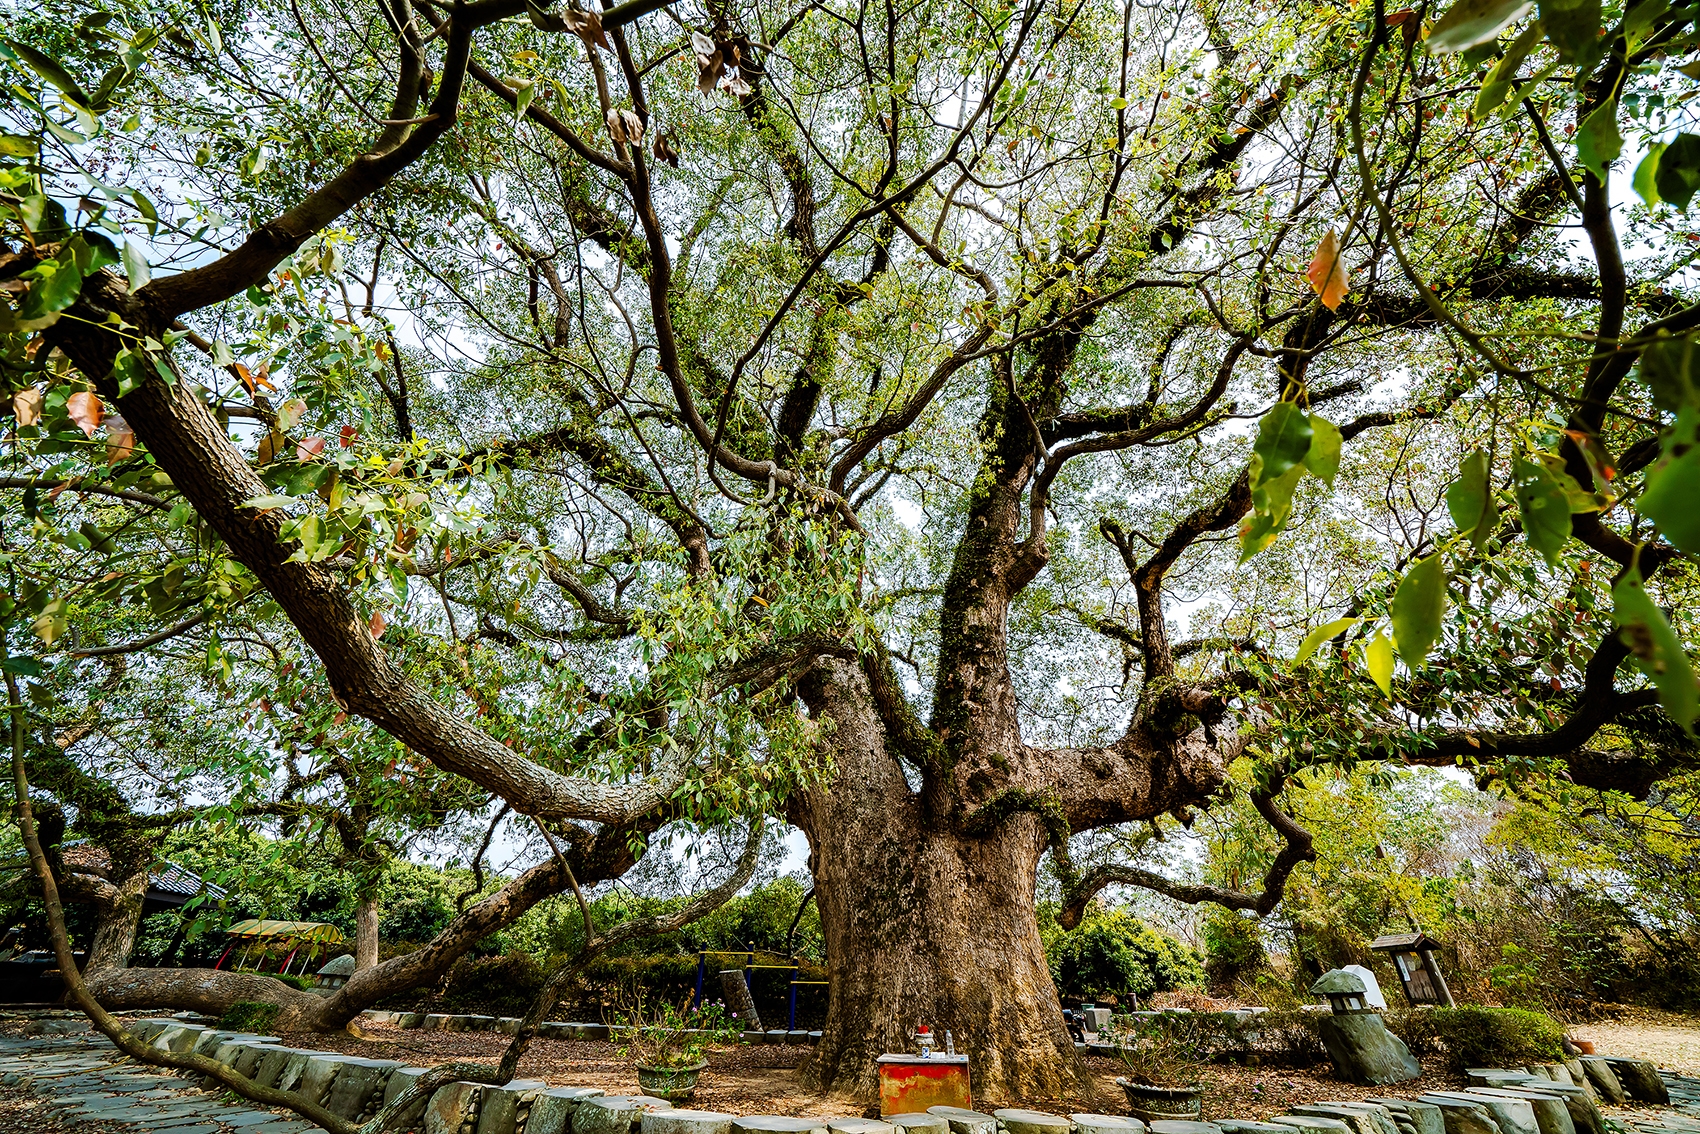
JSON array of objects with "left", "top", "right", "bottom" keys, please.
[
  {"left": 791, "top": 656, "right": 1200, "bottom": 1105},
  {"left": 794, "top": 690, "right": 1082, "bottom": 1101}
]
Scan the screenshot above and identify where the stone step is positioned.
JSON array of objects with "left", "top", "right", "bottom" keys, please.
[
  {"left": 928, "top": 1106, "right": 999, "bottom": 1134},
  {"left": 644, "top": 1109, "right": 740, "bottom": 1134},
  {"left": 993, "top": 1110, "right": 1072, "bottom": 1134}
]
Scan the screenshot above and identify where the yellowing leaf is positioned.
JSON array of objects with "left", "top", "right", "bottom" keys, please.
[
  {"left": 1294, "top": 617, "right": 1359, "bottom": 665},
  {"left": 1365, "top": 630, "right": 1395, "bottom": 696},
  {"left": 1306, "top": 228, "right": 1350, "bottom": 311},
  {"left": 67, "top": 390, "right": 104, "bottom": 437},
  {"left": 13, "top": 387, "right": 43, "bottom": 426},
  {"left": 277, "top": 397, "right": 308, "bottom": 429}
]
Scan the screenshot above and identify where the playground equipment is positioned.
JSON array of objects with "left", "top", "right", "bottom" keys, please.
[
  {"left": 213, "top": 919, "right": 345, "bottom": 976},
  {"left": 687, "top": 950, "right": 828, "bottom": 1032}
]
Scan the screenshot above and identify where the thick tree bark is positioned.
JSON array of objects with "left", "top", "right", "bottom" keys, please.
[
  {"left": 793, "top": 659, "right": 1093, "bottom": 1105},
  {"left": 355, "top": 894, "right": 381, "bottom": 972},
  {"left": 85, "top": 868, "right": 149, "bottom": 973}
]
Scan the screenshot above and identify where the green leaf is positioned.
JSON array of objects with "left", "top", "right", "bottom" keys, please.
[
  {"left": 241, "top": 493, "right": 295, "bottom": 511},
  {"left": 1612, "top": 570, "right": 1697, "bottom": 736},
  {"left": 1428, "top": 0, "right": 1534, "bottom": 52},
  {"left": 1390, "top": 554, "right": 1447, "bottom": 668},
  {"left": 1539, "top": 0, "right": 1603, "bottom": 62},
  {"left": 1640, "top": 403, "right": 1700, "bottom": 554},
  {"left": 122, "top": 238, "right": 150, "bottom": 288},
  {"left": 1635, "top": 332, "right": 1700, "bottom": 412},
  {"left": 1513, "top": 456, "right": 1572, "bottom": 565},
  {"left": 1239, "top": 461, "right": 1304, "bottom": 562},
  {"left": 1445, "top": 449, "right": 1500, "bottom": 547},
  {"left": 1365, "top": 630, "right": 1395, "bottom": 697},
  {"left": 1635, "top": 142, "right": 1667, "bottom": 207},
  {"left": 21, "top": 259, "right": 84, "bottom": 319},
  {"left": 1473, "top": 22, "right": 1543, "bottom": 118},
  {"left": 1574, "top": 99, "right": 1622, "bottom": 183},
  {"left": 132, "top": 188, "right": 159, "bottom": 236},
  {"left": 0, "top": 133, "right": 36, "bottom": 156},
  {"left": 1295, "top": 617, "right": 1359, "bottom": 665},
  {"left": 1304, "top": 414, "right": 1342, "bottom": 485},
  {"left": 0, "top": 655, "right": 44, "bottom": 676},
  {"left": 1624, "top": 0, "right": 1670, "bottom": 43},
  {"left": 1252, "top": 401, "right": 1315, "bottom": 486},
  {"left": 3, "top": 39, "right": 95, "bottom": 109},
  {"left": 1653, "top": 133, "right": 1700, "bottom": 210}
]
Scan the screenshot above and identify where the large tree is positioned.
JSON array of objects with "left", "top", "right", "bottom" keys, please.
[{"left": 4, "top": 0, "right": 1698, "bottom": 1104}]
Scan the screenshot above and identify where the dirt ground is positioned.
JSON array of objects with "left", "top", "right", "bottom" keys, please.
[
  {"left": 1571, "top": 1008, "right": 1700, "bottom": 1075},
  {"left": 287, "top": 1023, "right": 1470, "bottom": 1120}
]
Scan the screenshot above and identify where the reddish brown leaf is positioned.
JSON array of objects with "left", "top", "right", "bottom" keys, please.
[
  {"left": 105, "top": 415, "right": 136, "bottom": 465},
  {"left": 67, "top": 390, "right": 104, "bottom": 437},
  {"left": 369, "top": 609, "right": 387, "bottom": 638},
  {"left": 296, "top": 435, "right": 327, "bottom": 460},
  {"left": 340, "top": 423, "right": 359, "bottom": 448},
  {"left": 1305, "top": 228, "right": 1350, "bottom": 311},
  {"left": 233, "top": 363, "right": 257, "bottom": 393}
]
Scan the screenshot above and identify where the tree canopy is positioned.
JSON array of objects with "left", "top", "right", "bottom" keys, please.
[{"left": 3, "top": 0, "right": 1699, "bottom": 1099}]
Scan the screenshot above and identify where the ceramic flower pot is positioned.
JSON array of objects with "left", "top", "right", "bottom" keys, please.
[
  {"left": 636, "top": 1060, "right": 708, "bottom": 1102},
  {"left": 1115, "top": 1077, "right": 1204, "bottom": 1122}
]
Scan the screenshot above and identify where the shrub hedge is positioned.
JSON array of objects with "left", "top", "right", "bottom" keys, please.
[{"left": 1388, "top": 1005, "right": 1567, "bottom": 1071}]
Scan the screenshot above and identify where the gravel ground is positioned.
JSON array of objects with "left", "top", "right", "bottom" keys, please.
[{"left": 1573, "top": 1009, "right": 1700, "bottom": 1074}]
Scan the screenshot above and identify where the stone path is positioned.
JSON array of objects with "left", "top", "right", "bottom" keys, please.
[
  {"left": 0, "top": 1024, "right": 326, "bottom": 1134},
  {"left": 1609, "top": 1075, "right": 1700, "bottom": 1134}
]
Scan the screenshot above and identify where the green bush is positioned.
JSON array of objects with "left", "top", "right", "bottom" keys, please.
[
  {"left": 220, "top": 1000, "right": 282, "bottom": 1033},
  {"left": 1046, "top": 908, "right": 1204, "bottom": 1003},
  {"left": 1202, "top": 908, "right": 1266, "bottom": 985},
  {"left": 1390, "top": 1005, "right": 1566, "bottom": 1071}
]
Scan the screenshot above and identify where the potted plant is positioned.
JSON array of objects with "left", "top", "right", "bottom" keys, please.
[
  {"left": 1109, "top": 1013, "right": 1208, "bottom": 1122},
  {"left": 612, "top": 995, "right": 739, "bottom": 1103}
]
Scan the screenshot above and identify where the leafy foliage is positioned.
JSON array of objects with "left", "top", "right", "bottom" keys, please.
[{"left": 1045, "top": 906, "right": 1205, "bottom": 1003}]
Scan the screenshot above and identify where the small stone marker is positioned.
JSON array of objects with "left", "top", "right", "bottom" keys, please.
[
  {"left": 889, "top": 1113, "right": 951, "bottom": 1134},
  {"left": 928, "top": 1106, "right": 999, "bottom": 1134},
  {"left": 1218, "top": 1122, "right": 1304, "bottom": 1134},
  {"left": 1465, "top": 1088, "right": 1574, "bottom": 1134},
  {"left": 1494, "top": 1081, "right": 1603, "bottom": 1134},
  {"left": 644, "top": 1109, "right": 740, "bottom": 1134},
  {"left": 1340, "top": 966, "right": 1388, "bottom": 1010}
]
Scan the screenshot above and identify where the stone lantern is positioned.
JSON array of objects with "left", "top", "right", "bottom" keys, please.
[
  {"left": 1308, "top": 968, "right": 1420, "bottom": 1086},
  {"left": 1312, "top": 969, "right": 1371, "bottom": 1014}
]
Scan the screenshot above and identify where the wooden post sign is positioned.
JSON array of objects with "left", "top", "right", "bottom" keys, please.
[{"left": 1370, "top": 932, "right": 1456, "bottom": 1008}]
